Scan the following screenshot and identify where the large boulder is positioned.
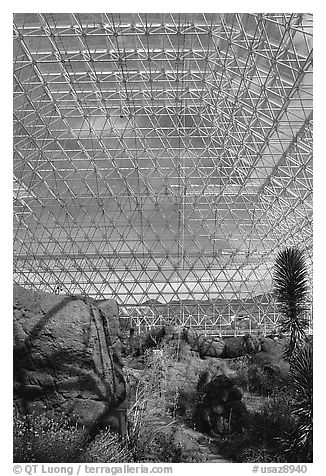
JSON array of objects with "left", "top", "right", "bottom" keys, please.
[
  {"left": 224, "top": 334, "right": 261, "bottom": 358},
  {"left": 259, "top": 336, "right": 286, "bottom": 356},
  {"left": 203, "top": 374, "right": 236, "bottom": 400},
  {"left": 198, "top": 337, "right": 225, "bottom": 358},
  {"left": 183, "top": 328, "right": 225, "bottom": 358},
  {"left": 184, "top": 329, "right": 263, "bottom": 359},
  {"left": 13, "top": 285, "right": 126, "bottom": 432}
]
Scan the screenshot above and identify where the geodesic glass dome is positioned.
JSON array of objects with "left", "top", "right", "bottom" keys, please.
[{"left": 13, "top": 13, "right": 313, "bottom": 331}]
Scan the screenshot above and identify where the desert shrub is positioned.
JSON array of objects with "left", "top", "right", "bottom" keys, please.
[
  {"left": 167, "top": 364, "right": 215, "bottom": 422},
  {"left": 160, "top": 333, "right": 194, "bottom": 361},
  {"left": 227, "top": 356, "right": 270, "bottom": 394},
  {"left": 126, "top": 333, "right": 146, "bottom": 357},
  {"left": 130, "top": 420, "right": 206, "bottom": 463},
  {"left": 218, "top": 352, "right": 312, "bottom": 464},
  {"left": 192, "top": 370, "right": 212, "bottom": 431},
  {"left": 227, "top": 356, "right": 250, "bottom": 390},
  {"left": 217, "top": 431, "right": 287, "bottom": 463},
  {"left": 227, "top": 356, "right": 289, "bottom": 396},
  {"left": 13, "top": 411, "right": 133, "bottom": 463},
  {"left": 80, "top": 429, "right": 132, "bottom": 463},
  {"left": 148, "top": 432, "right": 184, "bottom": 462},
  {"left": 247, "top": 362, "right": 276, "bottom": 395},
  {"left": 123, "top": 347, "right": 207, "bottom": 463},
  {"left": 172, "top": 371, "right": 211, "bottom": 426},
  {"left": 126, "top": 372, "right": 205, "bottom": 462},
  {"left": 233, "top": 445, "right": 286, "bottom": 463},
  {"left": 173, "top": 370, "right": 248, "bottom": 437},
  {"left": 126, "top": 348, "right": 174, "bottom": 460},
  {"left": 13, "top": 412, "right": 87, "bottom": 463},
  {"left": 142, "top": 429, "right": 206, "bottom": 463},
  {"left": 173, "top": 388, "right": 195, "bottom": 422},
  {"left": 280, "top": 342, "right": 313, "bottom": 462},
  {"left": 143, "top": 327, "right": 167, "bottom": 350},
  {"left": 124, "top": 327, "right": 169, "bottom": 357},
  {"left": 273, "top": 246, "right": 312, "bottom": 460},
  {"left": 126, "top": 383, "right": 154, "bottom": 460},
  {"left": 166, "top": 358, "right": 237, "bottom": 426},
  {"left": 217, "top": 390, "right": 297, "bottom": 463},
  {"left": 291, "top": 343, "right": 312, "bottom": 444},
  {"left": 250, "top": 391, "right": 295, "bottom": 443}
]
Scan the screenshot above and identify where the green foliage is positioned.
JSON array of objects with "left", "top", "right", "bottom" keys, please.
[
  {"left": 173, "top": 388, "right": 195, "bottom": 422},
  {"left": 291, "top": 341, "right": 313, "bottom": 419},
  {"left": 124, "top": 327, "right": 169, "bottom": 357},
  {"left": 132, "top": 427, "right": 206, "bottom": 463},
  {"left": 218, "top": 390, "right": 296, "bottom": 463},
  {"left": 192, "top": 371, "right": 222, "bottom": 434},
  {"left": 232, "top": 445, "right": 286, "bottom": 463},
  {"left": 14, "top": 341, "right": 312, "bottom": 464},
  {"left": 281, "top": 425, "right": 313, "bottom": 463},
  {"left": 274, "top": 247, "right": 310, "bottom": 358},
  {"left": 196, "top": 369, "right": 210, "bottom": 393},
  {"left": 282, "top": 341, "right": 313, "bottom": 462},
  {"left": 126, "top": 382, "right": 156, "bottom": 460},
  {"left": 171, "top": 370, "right": 212, "bottom": 431},
  {"left": 125, "top": 350, "right": 205, "bottom": 462},
  {"left": 218, "top": 378, "right": 313, "bottom": 464},
  {"left": 160, "top": 334, "right": 193, "bottom": 361},
  {"left": 14, "top": 412, "right": 133, "bottom": 463},
  {"left": 228, "top": 356, "right": 290, "bottom": 396},
  {"left": 14, "top": 413, "right": 87, "bottom": 463},
  {"left": 15, "top": 403, "right": 199, "bottom": 464},
  {"left": 171, "top": 369, "right": 208, "bottom": 424},
  {"left": 251, "top": 391, "right": 296, "bottom": 442},
  {"left": 146, "top": 431, "right": 186, "bottom": 463},
  {"left": 80, "top": 430, "right": 132, "bottom": 463},
  {"left": 272, "top": 247, "right": 312, "bottom": 461}
]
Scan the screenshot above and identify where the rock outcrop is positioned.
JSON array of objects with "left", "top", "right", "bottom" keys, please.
[
  {"left": 13, "top": 285, "right": 126, "bottom": 432},
  {"left": 183, "top": 329, "right": 262, "bottom": 359},
  {"left": 183, "top": 328, "right": 226, "bottom": 358},
  {"left": 252, "top": 336, "right": 290, "bottom": 386},
  {"left": 223, "top": 334, "right": 261, "bottom": 358},
  {"left": 195, "top": 373, "right": 247, "bottom": 435}
]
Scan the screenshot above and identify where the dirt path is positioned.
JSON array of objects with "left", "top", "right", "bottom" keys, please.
[{"left": 177, "top": 426, "right": 231, "bottom": 463}]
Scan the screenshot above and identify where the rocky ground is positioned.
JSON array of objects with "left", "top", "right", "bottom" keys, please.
[
  {"left": 122, "top": 344, "right": 279, "bottom": 463},
  {"left": 13, "top": 285, "right": 297, "bottom": 463}
]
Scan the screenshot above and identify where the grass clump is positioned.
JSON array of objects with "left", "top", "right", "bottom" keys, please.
[
  {"left": 14, "top": 412, "right": 87, "bottom": 463},
  {"left": 218, "top": 384, "right": 312, "bottom": 463},
  {"left": 217, "top": 390, "right": 294, "bottom": 462},
  {"left": 227, "top": 355, "right": 290, "bottom": 396},
  {"left": 80, "top": 430, "right": 132, "bottom": 463},
  {"left": 125, "top": 348, "right": 206, "bottom": 463},
  {"left": 281, "top": 341, "right": 313, "bottom": 462}
]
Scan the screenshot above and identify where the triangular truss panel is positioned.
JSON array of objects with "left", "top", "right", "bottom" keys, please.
[{"left": 13, "top": 13, "right": 313, "bottom": 330}]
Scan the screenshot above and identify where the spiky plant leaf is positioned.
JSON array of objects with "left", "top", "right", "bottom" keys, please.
[
  {"left": 281, "top": 342, "right": 313, "bottom": 462},
  {"left": 291, "top": 342, "right": 313, "bottom": 421}
]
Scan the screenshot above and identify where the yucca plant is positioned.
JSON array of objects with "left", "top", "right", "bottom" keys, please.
[{"left": 274, "top": 247, "right": 310, "bottom": 359}]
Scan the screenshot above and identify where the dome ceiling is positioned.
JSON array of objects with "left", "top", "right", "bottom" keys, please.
[{"left": 13, "top": 13, "right": 312, "bottom": 318}]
